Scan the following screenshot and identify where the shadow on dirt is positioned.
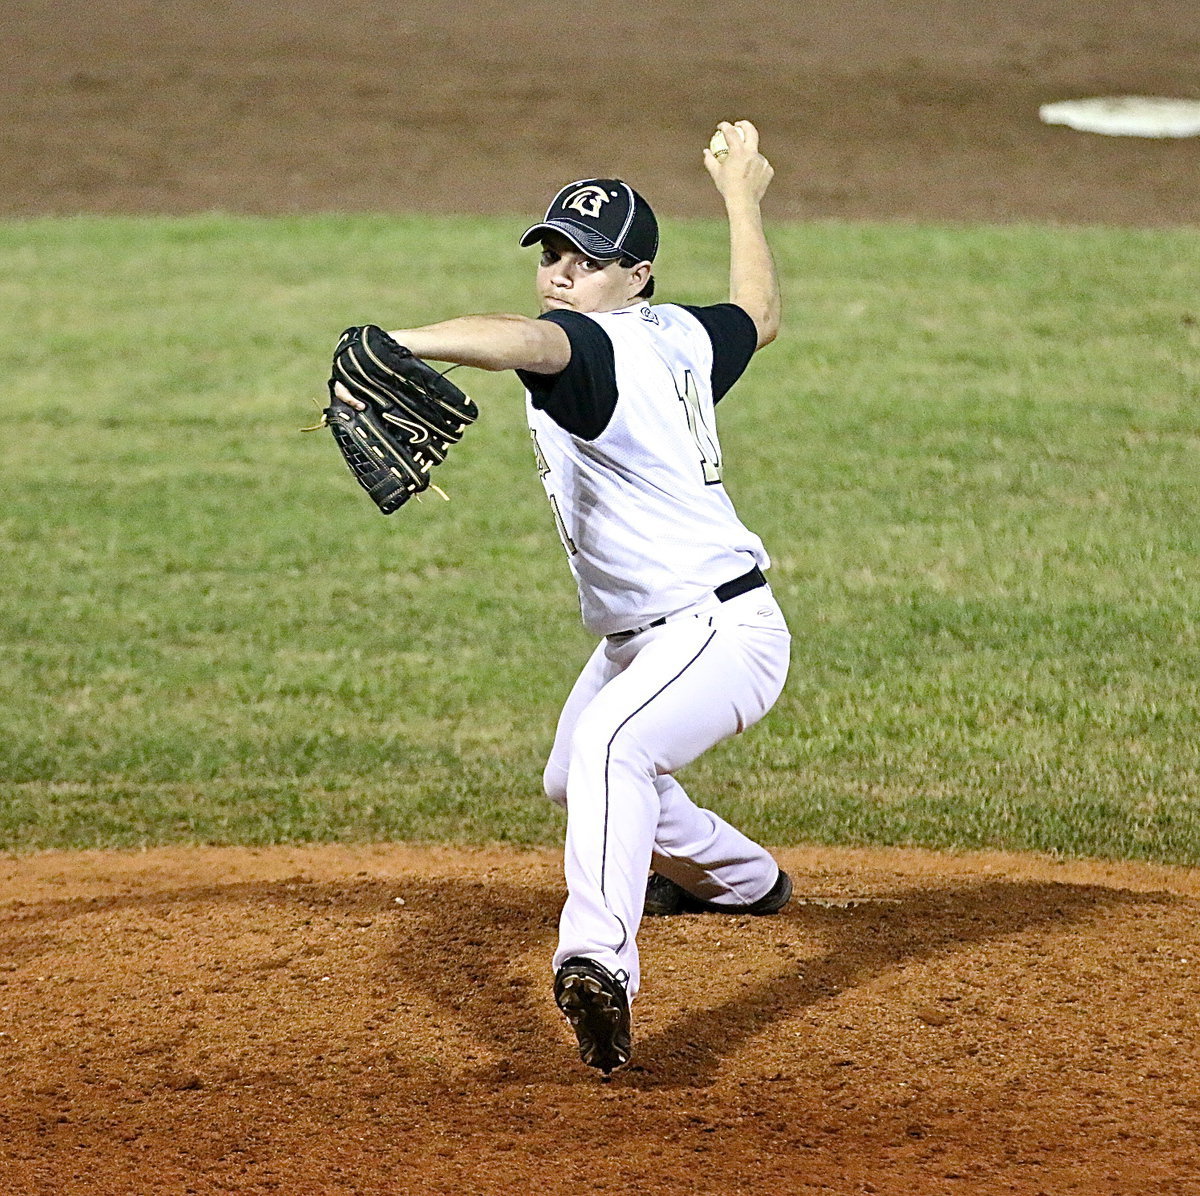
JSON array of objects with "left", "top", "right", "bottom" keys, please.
[
  {"left": 375, "top": 875, "right": 1165, "bottom": 1089},
  {"left": 1, "top": 872, "right": 1170, "bottom": 1093},
  {"left": 626, "top": 879, "right": 1161, "bottom": 1089}
]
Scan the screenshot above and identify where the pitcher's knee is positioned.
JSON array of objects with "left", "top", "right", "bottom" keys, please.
[{"left": 569, "top": 715, "right": 656, "bottom": 786}]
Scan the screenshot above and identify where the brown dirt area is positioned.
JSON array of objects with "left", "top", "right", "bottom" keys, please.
[
  {"left": 4, "top": 1, "right": 1200, "bottom": 1191},
  {"left": 1, "top": 0, "right": 1197, "bottom": 224},
  {"left": 1, "top": 845, "right": 1199, "bottom": 1194}
]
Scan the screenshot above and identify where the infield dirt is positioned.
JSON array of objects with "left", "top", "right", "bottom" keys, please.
[
  {"left": 3, "top": 845, "right": 1200, "bottom": 1195},
  {"left": 2, "top": 0, "right": 1198, "bottom": 224},
  {"left": 3, "top": 0, "right": 1200, "bottom": 1191}
]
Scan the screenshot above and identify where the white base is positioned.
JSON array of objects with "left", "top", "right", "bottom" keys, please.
[{"left": 1039, "top": 96, "right": 1200, "bottom": 138}]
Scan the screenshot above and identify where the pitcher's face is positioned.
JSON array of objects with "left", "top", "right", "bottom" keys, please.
[{"left": 536, "top": 233, "right": 650, "bottom": 314}]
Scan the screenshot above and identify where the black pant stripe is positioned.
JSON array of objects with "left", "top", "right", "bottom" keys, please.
[{"left": 600, "top": 629, "right": 719, "bottom": 953}]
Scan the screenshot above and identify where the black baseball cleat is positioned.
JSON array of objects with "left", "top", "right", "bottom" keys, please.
[
  {"left": 643, "top": 870, "right": 688, "bottom": 916},
  {"left": 554, "top": 956, "right": 632, "bottom": 1075},
  {"left": 643, "top": 868, "right": 793, "bottom": 917}
]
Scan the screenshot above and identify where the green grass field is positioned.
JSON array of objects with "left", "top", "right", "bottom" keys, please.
[{"left": 1, "top": 214, "right": 1197, "bottom": 860}]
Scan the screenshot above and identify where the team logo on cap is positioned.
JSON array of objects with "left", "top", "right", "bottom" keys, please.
[{"left": 562, "top": 185, "right": 611, "bottom": 219}]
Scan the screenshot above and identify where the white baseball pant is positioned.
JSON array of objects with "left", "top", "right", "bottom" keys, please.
[{"left": 542, "top": 584, "right": 791, "bottom": 999}]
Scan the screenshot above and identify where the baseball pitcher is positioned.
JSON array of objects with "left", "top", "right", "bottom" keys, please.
[{"left": 326, "top": 121, "right": 791, "bottom": 1075}]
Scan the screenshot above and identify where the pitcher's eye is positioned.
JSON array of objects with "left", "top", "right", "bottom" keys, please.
[{"left": 540, "top": 249, "right": 560, "bottom": 267}]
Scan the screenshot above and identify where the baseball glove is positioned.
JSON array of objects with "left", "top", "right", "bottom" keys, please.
[{"left": 312, "top": 325, "right": 478, "bottom": 514}]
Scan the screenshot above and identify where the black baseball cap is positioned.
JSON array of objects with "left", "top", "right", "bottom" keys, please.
[{"left": 520, "top": 178, "right": 659, "bottom": 263}]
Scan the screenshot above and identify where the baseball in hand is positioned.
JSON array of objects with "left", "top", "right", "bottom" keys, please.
[{"left": 709, "top": 128, "right": 730, "bottom": 159}]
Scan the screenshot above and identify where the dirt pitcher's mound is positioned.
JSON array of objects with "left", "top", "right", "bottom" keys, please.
[{"left": 1, "top": 844, "right": 1198, "bottom": 1194}]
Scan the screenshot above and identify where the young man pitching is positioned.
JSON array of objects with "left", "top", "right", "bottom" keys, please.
[{"left": 336, "top": 120, "right": 791, "bottom": 1075}]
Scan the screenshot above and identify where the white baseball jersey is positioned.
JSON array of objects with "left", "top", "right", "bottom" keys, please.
[{"left": 518, "top": 301, "right": 769, "bottom": 636}]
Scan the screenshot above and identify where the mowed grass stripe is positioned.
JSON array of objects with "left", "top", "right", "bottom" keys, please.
[{"left": 0, "top": 214, "right": 1196, "bottom": 859}]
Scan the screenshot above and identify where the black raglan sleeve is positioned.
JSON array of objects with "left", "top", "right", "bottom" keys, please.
[
  {"left": 515, "top": 309, "right": 618, "bottom": 440},
  {"left": 679, "top": 303, "right": 759, "bottom": 402}
]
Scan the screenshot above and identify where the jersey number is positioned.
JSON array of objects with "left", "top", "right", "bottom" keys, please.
[
  {"left": 675, "top": 370, "right": 723, "bottom": 485},
  {"left": 531, "top": 430, "right": 577, "bottom": 557}
]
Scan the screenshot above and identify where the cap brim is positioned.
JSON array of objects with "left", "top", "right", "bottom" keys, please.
[{"left": 519, "top": 219, "right": 623, "bottom": 259}]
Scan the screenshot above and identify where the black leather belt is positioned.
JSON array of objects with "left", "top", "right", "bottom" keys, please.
[
  {"left": 711, "top": 564, "right": 768, "bottom": 606},
  {"left": 611, "top": 566, "right": 767, "bottom": 639}
]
